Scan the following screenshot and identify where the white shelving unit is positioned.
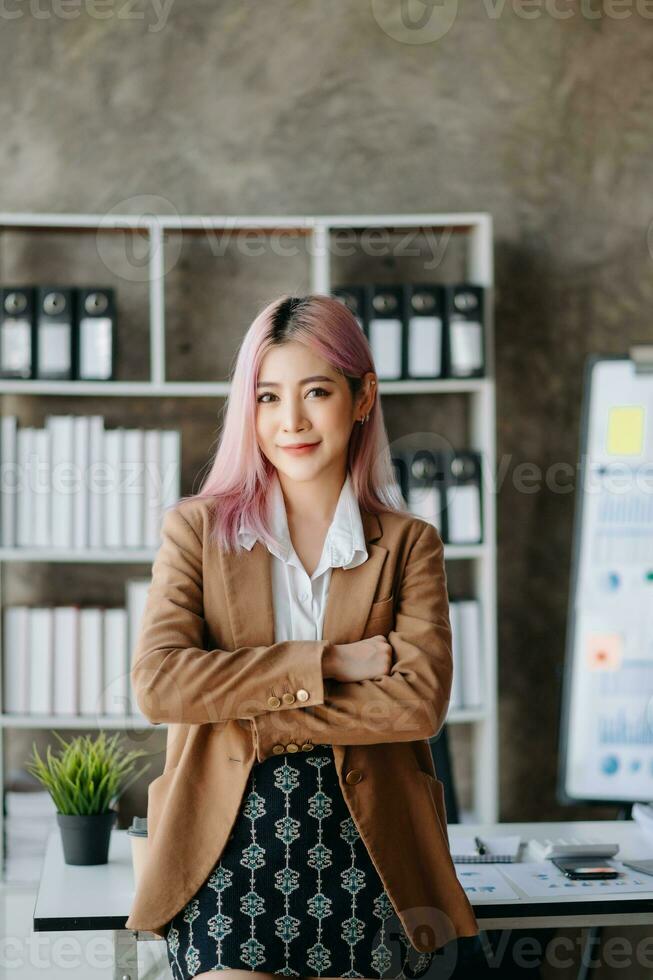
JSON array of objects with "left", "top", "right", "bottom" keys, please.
[{"left": 0, "top": 213, "right": 498, "bottom": 869}]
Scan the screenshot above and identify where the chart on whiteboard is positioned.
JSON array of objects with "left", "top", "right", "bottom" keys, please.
[{"left": 562, "top": 357, "right": 653, "bottom": 802}]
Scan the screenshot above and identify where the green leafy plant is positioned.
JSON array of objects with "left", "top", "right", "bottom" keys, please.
[{"left": 25, "top": 730, "right": 151, "bottom": 816}]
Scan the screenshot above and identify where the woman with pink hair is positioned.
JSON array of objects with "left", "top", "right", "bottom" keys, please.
[{"left": 151, "top": 294, "right": 484, "bottom": 979}]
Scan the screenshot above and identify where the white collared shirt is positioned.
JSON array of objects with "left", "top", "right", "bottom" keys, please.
[{"left": 237, "top": 472, "right": 368, "bottom": 642}]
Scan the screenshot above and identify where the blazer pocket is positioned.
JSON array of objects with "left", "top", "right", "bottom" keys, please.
[
  {"left": 364, "top": 594, "right": 395, "bottom": 635},
  {"left": 417, "top": 770, "right": 450, "bottom": 847},
  {"left": 146, "top": 767, "right": 178, "bottom": 843}
]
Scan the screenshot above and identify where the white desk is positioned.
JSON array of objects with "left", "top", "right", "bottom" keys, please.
[
  {"left": 33, "top": 821, "right": 653, "bottom": 980},
  {"left": 459, "top": 819, "right": 653, "bottom": 930},
  {"left": 33, "top": 828, "right": 156, "bottom": 980}
]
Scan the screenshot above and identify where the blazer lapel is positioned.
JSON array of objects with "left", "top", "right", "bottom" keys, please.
[{"left": 220, "top": 509, "right": 386, "bottom": 649}]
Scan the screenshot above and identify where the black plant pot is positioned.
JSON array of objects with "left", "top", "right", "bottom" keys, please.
[{"left": 56, "top": 809, "right": 117, "bottom": 865}]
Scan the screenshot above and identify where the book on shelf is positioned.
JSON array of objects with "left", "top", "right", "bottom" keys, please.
[
  {"left": 448, "top": 597, "right": 484, "bottom": 712},
  {"left": 0, "top": 414, "right": 181, "bottom": 550},
  {"left": 53, "top": 606, "right": 78, "bottom": 714},
  {"left": 2, "top": 591, "right": 149, "bottom": 721},
  {"left": 4, "top": 784, "right": 57, "bottom": 885}
]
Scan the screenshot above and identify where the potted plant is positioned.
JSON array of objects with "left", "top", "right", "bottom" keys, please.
[{"left": 25, "top": 730, "right": 150, "bottom": 866}]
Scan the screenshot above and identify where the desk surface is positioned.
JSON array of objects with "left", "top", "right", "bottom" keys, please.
[
  {"left": 32, "top": 820, "right": 653, "bottom": 933},
  {"left": 34, "top": 828, "right": 136, "bottom": 931}
]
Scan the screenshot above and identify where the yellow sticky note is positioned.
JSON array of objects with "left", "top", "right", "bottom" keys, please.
[{"left": 606, "top": 406, "right": 644, "bottom": 456}]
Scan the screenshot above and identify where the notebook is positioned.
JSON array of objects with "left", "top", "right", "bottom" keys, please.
[{"left": 449, "top": 834, "right": 522, "bottom": 864}]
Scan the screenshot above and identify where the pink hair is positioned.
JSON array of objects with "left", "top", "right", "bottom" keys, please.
[{"left": 175, "top": 293, "right": 407, "bottom": 553}]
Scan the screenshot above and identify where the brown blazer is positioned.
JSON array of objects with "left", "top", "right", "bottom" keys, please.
[{"left": 125, "top": 495, "right": 479, "bottom": 952}]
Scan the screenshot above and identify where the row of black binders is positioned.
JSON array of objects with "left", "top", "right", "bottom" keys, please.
[
  {"left": 332, "top": 283, "right": 485, "bottom": 380},
  {"left": 392, "top": 449, "right": 483, "bottom": 545},
  {"left": 0, "top": 285, "right": 116, "bottom": 381}
]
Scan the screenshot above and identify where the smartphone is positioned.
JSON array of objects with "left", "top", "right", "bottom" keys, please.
[
  {"left": 622, "top": 859, "right": 653, "bottom": 878},
  {"left": 551, "top": 857, "right": 619, "bottom": 880}
]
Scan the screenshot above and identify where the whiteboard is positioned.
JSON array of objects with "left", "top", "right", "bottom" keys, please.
[{"left": 559, "top": 355, "right": 653, "bottom": 804}]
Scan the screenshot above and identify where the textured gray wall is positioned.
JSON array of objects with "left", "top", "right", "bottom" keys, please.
[{"left": 2, "top": 1, "right": 653, "bottom": 971}]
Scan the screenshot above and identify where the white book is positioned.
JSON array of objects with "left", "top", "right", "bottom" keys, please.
[
  {"left": 16, "top": 427, "right": 35, "bottom": 548},
  {"left": 28, "top": 607, "right": 54, "bottom": 714},
  {"left": 3, "top": 606, "right": 29, "bottom": 713},
  {"left": 126, "top": 579, "right": 151, "bottom": 718},
  {"left": 144, "top": 429, "right": 161, "bottom": 548},
  {"left": 32, "top": 428, "right": 50, "bottom": 548},
  {"left": 53, "top": 606, "right": 78, "bottom": 715},
  {"left": 79, "top": 608, "right": 103, "bottom": 716},
  {"left": 448, "top": 600, "right": 464, "bottom": 711},
  {"left": 103, "top": 608, "right": 129, "bottom": 716},
  {"left": 88, "top": 416, "right": 105, "bottom": 549},
  {"left": 1, "top": 415, "right": 18, "bottom": 547},
  {"left": 103, "top": 428, "right": 123, "bottom": 549},
  {"left": 457, "top": 599, "right": 483, "bottom": 708},
  {"left": 73, "top": 416, "right": 90, "bottom": 550},
  {"left": 123, "top": 429, "right": 144, "bottom": 548},
  {"left": 5, "top": 790, "right": 56, "bottom": 817},
  {"left": 159, "top": 430, "right": 181, "bottom": 512},
  {"left": 47, "top": 415, "right": 75, "bottom": 549}
]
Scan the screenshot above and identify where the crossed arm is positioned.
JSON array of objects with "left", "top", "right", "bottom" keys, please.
[{"left": 131, "top": 507, "right": 453, "bottom": 760}]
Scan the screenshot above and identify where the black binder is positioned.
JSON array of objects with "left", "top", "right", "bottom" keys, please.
[
  {"left": 332, "top": 286, "right": 366, "bottom": 333},
  {"left": 390, "top": 454, "right": 409, "bottom": 505},
  {"left": 444, "top": 284, "right": 485, "bottom": 378},
  {"left": 76, "top": 287, "right": 116, "bottom": 381},
  {"left": 404, "top": 284, "right": 444, "bottom": 380},
  {"left": 443, "top": 450, "right": 483, "bottom": 544},
  {"left": 35, "top": 287, "right": 74, "bottom": 380},
  {"left": 0, "top": 287, "right": 36, "bottom": 379},
  {"left": 405, "top": 448, "right": 446, "bottom": 538},
  {"left": 364, "top": 285, "right": 404, "bottom": 380}
]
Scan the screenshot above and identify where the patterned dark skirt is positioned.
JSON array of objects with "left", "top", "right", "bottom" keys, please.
[{"left": 163, "top": 743, "right": 454, "bottom": 979}]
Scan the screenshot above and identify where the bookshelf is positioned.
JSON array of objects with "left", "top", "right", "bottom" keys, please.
[{"left": 0, "top": 213, "right": 498, "bottom": 875}]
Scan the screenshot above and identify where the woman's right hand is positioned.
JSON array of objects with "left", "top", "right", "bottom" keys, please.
[{"left": 324, "top": 637, "right": 393, "bottom": 683}]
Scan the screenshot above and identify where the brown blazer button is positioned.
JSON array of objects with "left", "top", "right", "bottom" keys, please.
[
  {"left": 296, "top": 689, "right": 310, "bottom": 702},
  {"left": 272, "top": 744, "right": 285, "bottom": 754},
  {"left": 301, "top": 742, "right": 313, "bottom": 752},
  {"left": 267, "top": 695, "right": 281, "bottom": 708},
  {"left": 282, "top": 692, "right": 296, "bottom": 705},
  {"left": 286, "top": 742, "right": 299, "bottom": 753},
  {"left": 345, "top": 769, "right": 363, "bottom": 784}
]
